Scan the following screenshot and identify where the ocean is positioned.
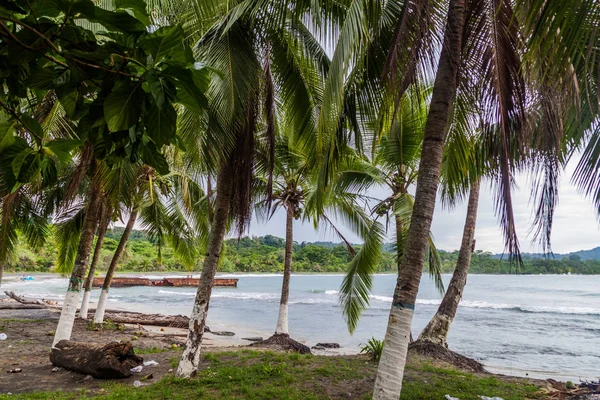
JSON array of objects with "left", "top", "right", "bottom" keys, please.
[{"left": 3, "top": 273, "right": 600, "bottom": 381}]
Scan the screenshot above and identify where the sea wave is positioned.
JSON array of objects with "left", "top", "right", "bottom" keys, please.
[
  {"left": 363, "top": 296, "right": 600, "bottom": 316},
  {"left": 158, "top": 290, "right": 279, "bottom": 301}
]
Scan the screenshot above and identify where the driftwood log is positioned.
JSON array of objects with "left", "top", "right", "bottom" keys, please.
[
  {"left": 100, "top": 312, "right": 190, "bottom": 329},
  {"left": 4, "top": 291, "right": 60, "bottom": 308},
  {"left": 50, "top": 340, "right": 143, "bottom": 379},
  {"left": 3, "top": 291, "right": 190, "bottom": 328}
]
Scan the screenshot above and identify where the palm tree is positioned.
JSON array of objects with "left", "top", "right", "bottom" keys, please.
[
  {"left": 340, "top": 90, "right": 445, "bottom": 333},
  {"left": 93, "top": 162, "right": 208, "bottom": 324},
  {"left": 255, "top": 128, "right": 376, "bottom": 348},
  {"left": 79, "top": 201, "right": 112, "bottom": 319},
  {"left": 323, "top": 0, "right": 542, "bottom": 396},
  {"left": 146, "top": 0, "right": 334, "bottom": 377},
  {"left": 416, "top": 178, "right": 480, "bottom": 346}
]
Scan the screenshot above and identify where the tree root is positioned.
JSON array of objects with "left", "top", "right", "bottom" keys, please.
[
  {"left": 409, "top": 340, "right": 484, "bottom": 372},
  {"left": 250, "top": 333, "right": 311, "bottom": 354}
]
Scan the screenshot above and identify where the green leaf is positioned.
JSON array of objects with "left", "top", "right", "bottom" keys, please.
[
  {"left": 115, "top": 0, "right": 150, "bottom": 27},
  {"left": 44, "top": 139, "right": 82, "bottom": 164},
  {"left": 0, "top": 122, "right": 15, "bottom": 152},
  {"left": 145, "top": 73, "right": 177, "bottom": 109},
  {"left": 164, "top": 66, "right": 209, "bottom": 111},
  {"left": 104, "top": 82, "right": 143, "bottom": 132},
  {"left": 139, "top": 26, "right": 189, "bottom": 66},
  {"left": 79, "top": 6, "right": 147, "bottom": 33},
  {"left": 23, "top": 67, "right": 55, "bottom": 90},
  {"left": 141, "top": 143, "right": 169, "bottom": 175},
  {"left": 144, "top": 103, "right": 177, "bottom": 147},
  {"left": 19, "top": 115, "right": 44, "bottom": 144},
  {"left": 55, "top": 85, "right": 82, "bottom": 118}
]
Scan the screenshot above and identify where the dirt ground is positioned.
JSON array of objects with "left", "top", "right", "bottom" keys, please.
[
  {"left": 0, "top": 308, "right": 209, "bottom": 394},
  {"left": 0, "top": 308, "right": 596, "bottom": 399}
]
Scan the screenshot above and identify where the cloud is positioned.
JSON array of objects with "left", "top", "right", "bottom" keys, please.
[{"left": 248, "top": 158, "right": 600, "bottom": 254}]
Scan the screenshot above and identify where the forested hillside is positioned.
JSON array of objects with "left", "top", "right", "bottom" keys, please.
[{"left": 7, "top": 231, "right": 600, "bottom": 275}]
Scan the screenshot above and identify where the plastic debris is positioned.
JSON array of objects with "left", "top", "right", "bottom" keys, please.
[
  {"left": 143, "top": 360, "right": 159, "bottom": 367},
  {"left": 445, "top": 396, "right": 459, "bottom": 400},
  {"left": 133, "top": 380, "right": 142, "bottom": 388},
  {"left": 6, "top": 369, "right": 22, "bottom": 374},
  {"left": 51, "top": 367, "right": 60, "bottom": 373},
  {"left": 480, "top": 397, "right": 504, "bottom": 400},
  {"left": 130, "top": 366, "right": 143, "bottom": 373},
  {"left": 0, "top": 333, "right": 7, "bottom": 341}
]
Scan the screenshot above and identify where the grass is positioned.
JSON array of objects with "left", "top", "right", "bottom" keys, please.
[
  {"left": 135, "top": 346, "right": 173, "bottom": 355},
  {"left": 0, "top": 350, "right": 544, "bottom": 400}
]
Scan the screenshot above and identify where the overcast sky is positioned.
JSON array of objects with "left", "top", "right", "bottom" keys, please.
[{"left": 247, "top": 157, "right": 600, "bottom": 254}]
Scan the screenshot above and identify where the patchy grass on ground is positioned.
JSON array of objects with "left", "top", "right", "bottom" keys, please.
[{"left": 1, "top": 350, "right": 545, "bottom": 400}]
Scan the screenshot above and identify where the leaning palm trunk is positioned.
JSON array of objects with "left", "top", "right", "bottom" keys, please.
[
  {"left": 372, "top": 0, "right": 466, "bottom": 398},
  {"left": 177, "top": 164, "right": 233, "bottom": 378},
  {"left": 79, "top": 209, "right": 110, "bottom": 319},
  {"left": 0, "top": 262, "right": 3, "bottom": 288},
  {"left": 94, "top": 210, "right": 138, "bottom": 324},
  {"left": 275, "top": 206, "right": 294, "bottom": 335},
  {"left": 52, "top": 183, "right": 102, "bottom": 347},
  {"left": 417, "top": 178, "right": 481, "bottom": 346}
]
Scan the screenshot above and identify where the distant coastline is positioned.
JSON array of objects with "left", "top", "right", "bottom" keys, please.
[{"left": 7, "top": 230, "right": 600, "bottom": 275}]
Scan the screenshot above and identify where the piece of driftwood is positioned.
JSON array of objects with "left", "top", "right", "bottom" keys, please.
[
  {"left": 4, "top": 291, "right": 190, "bottom": 328},
  {"left": 101, "top": 312, "right": 190, "bottom": 329},
  {"left": 50, "top": 340, "right": 143, "bottom": 379},
  {"left": 4, "top": 291, "right": 60, "bottom": 308}
]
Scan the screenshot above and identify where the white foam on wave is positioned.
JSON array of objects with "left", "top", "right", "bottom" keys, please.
[
  {"left": 290, "top": 298, "right": 337, "bottom": 305},
  {"left": 158, "top": 290, "right": 279, "bottom": 301},
  {"left": 363, "top": 296, "right": 600, "bottom": 315},
  {"left": 370, "top": 295, "right": 393, "bottom": 302}
]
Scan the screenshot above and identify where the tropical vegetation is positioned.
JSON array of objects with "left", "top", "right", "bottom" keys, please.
[{"left": 1, "top": 0, "right": 600, "bottom": 397}]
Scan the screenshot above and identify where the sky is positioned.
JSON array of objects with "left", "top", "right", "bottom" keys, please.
[{"left": 247, "top": 157, "right": 600, "bottom": 254}]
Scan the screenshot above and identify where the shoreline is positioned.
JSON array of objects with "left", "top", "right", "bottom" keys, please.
[
  {"left": 2, "top": 273, "right": 599, "bottom": 383},
  {"left": 0, "top": 294, "right": 582, "bottom": 385}
]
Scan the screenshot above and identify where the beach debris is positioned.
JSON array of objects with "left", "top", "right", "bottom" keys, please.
[
  {"left": 480, "top": 397, "right": 504, "bottom": 400},
  {"left": 0, "top": 333, "right": 7, "bottom": 340},
  {"left": 6, "top": 368, "right": 22, "bottom": 373},
  {"left": 83, "top": 375, "right": 93, "bottom": 381},
  {"left": 567, "top": 381, "right": 577, "bottom": 389},
  {"left": 210, "top": 331, "right": 235, "bottom": 336},
  {"left": 312, "top": 342, "right": 340, "bottom": 350},
  {"left": 51, "top": 340, "right": 143, "bottom": 379},
  {"left": 445, "top": 395, "right": 459, "bottom": 400},
  {"left": 143, "top": 360, "right": 159, "bottom": 367},
  {"left": 133, "top": 380, "right": 142, "bottom": 387},
  {"left": 242, "top": 337, "right": 264, "bottom": 342},
  {"left": 143, "top": 374, "right": 154, "bottom": 380},
  {"left": 51, "top": 367, "right": 60, "bottom": 372},
  {"left": 130, "top": 366, "right": 143, "bottom": 373}
]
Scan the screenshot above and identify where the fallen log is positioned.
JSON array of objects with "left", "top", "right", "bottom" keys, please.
[
  {"left": 4, "top": 291, "right": 60, "bottom": 308},
  {"left": 4, "top": 291, "right": 190, "bottom": 328},
  {"left": 50, "top": 340, "right": 143, "bottom": 379},
  {"left": 100, "top": 312, "right": 190, "bottom": 329}
]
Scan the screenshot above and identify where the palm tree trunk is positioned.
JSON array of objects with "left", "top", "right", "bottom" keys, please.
[
  {"left": 372, "top": 0, "right": 466, "bottom": 397},
  {"left": 52, "top": 181, "right": 102, "bottom": 347},
  {"left": 177, "top": 163, "right": 233, "bottom": 378},
  {"left": 417, "top": 178, "right": 481, "bottom": 346},
  {"left": 275, "top": 206, "right": 294, "bottom": 335},
  {"left": 79, "top": 208, "right": 110, "bottom": 319},
  {"left": 94, "top": 209, "right": 138, "bottom": 324},
  {"left": 0, "top": 262, "right": 3, "bottom": 289}
]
